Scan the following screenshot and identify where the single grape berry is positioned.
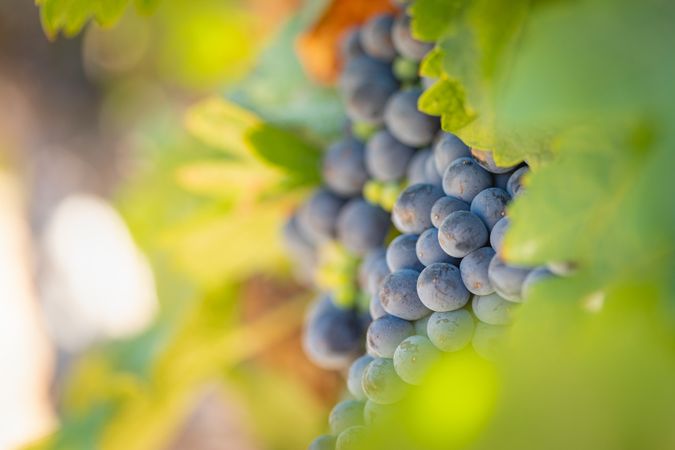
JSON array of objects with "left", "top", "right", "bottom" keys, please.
[
  {"left": 369, "top": 296, "right": 387, "bottom": 320},
  {"left": 438, "top": 210, "right": 489, "bottom": 258},
  {"left": 379, "top": 269, "right": 431, "bottom": 320},
  {"left": 470, "top": 187, "right": 511, "bottom": 231},
  {"left": 415, "top": 228, "right": 457, "bottom": 266},
  {"left": 393, "top": 335, "right": 441, "bottom": 385},
  {"left": 392, "top": 183, "right": 445, "bottom": 234},
  {"left": 340, "top": 55, "right": 396, "bottom": 96},
  {"left": 459, "top": 247, "right": 496, "bottom": 295},
  {"left": 303, "top": 297, "right": 364, "bottom": 369},
  {"left": 490, "top": 216, "right": 509, "bottom": 253},
  {"left": 358, "top": 248, "right": 386, "bottom": 293},
  {"left": 426, "top": 309, "right": 474, "bottom": 352},
  {"left": 360, "top": 14, "right": 397, "bottom": 62},
  {"left": 384, "top": 89, "right": 439, "bottom": 147},
  {"left": 471, "top": 148, "right": 517, "bottom": 174},
  {"left": 433, "top": 132, "right": 471, "bottom": 174},
  {"left": 487, "top": 256, "right": 531, "bottom": 302},
  {"left": 367, "top": 314, "right": 415, "bottom": 358},
  {"left": 329, "top": 400, "right": 365, "bottom": 435},
  {"left": 323, "top": 137, "right": 369, "bottom": 197},
  {"left": 386, "top": 233, "right": 424, "bottom": 272},
  {"left": 507, "top": 166, "right": 529, "bottom": 197},
  {"left": 442, "top": 157, "right": 493, "bottom": 203},
  {"left": 472, "top": 292, "right": 516, "bottom": 325},
  {"left": 348, "top": 355, "right": 374, "bottom": 400},
  {"left": 309, "top": 435, "right": 336, "bottom": 450},
  {"left": 366, "top": 255, "right": 390, "bottom": 297},
  {"left": 366, "top": 130, "right": 415, "bottom": 181},
  {"left": 424, "top": 151, "right": 443, "bottom": 186},
  {"left": 362, "top": 358, "right": 407, "bottom": 404},
  {"left": 406, "top": 149, "right": 432, "bottom": 185},
  {"left": 345, "top": 79, "right": 399, "bottom": 125},
  {"left": 417, "top": 262, "right": 470, "bottom": 312},
  {"left": 298, "top": 188, "right": 347, "bottom": 244},
  {"left": 337, "top": 199, "right": 390, "bottom": 256},
  {"left": 391, "top": 13, "right": 433, "bottom": 61},
  {"left": 336, "top": 425, "right": 369, "bottom": 450},
  {"left": 430, "top": 196, "right": 469, "bottom": 229}
]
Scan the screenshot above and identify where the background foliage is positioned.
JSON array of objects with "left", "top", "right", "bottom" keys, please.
[{"left": 29, "top": 0, "right": 675, "bottom": 449}]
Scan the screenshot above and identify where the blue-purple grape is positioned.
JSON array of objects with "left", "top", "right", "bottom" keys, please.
[
  {"left": 424, "top": 150, "right": 443, "bottom": 186},
  {"left": 391, "top": 14, "right": 433, "bottom": 61},
  {"left": 298, "top": 188, "right": 347, "bottom": 244},
  {"left": 360, "top": 14, "right": 397, "bottom": 62},
  {"left": 366, "top": 130, "right": 415, "bottom": 181},
  {"left": 415, "top": 228, "right": 457, "bottom": 266},
  {"left": 384, "top": 89, "right": 439, "bottom": 147},
  {"left": 309, "top": 435, "right": 336, "bottom": 450},
  {"left": 369, "top": 296, "right": 387, "bottom": 320},
  {"left": 340, "top": 55, "right": 396, "bottom": 96},
  {"left": 442, "top": 157, "right": 493, "bottom": 203},
  {"left": 470, "top": 148, "right": 517, "bottom": 174},
  {"left": 487, "top": 256, "right": 531, "bottom": 302},
  {"left": 470, "top": 187, "right": 511, "bottom": 231},
  {"left": 426, "top": 309, "right": 474, "bottom": 352},
  {"left": 392, "top": 183, "right": 445, "bottom": 234},
  {"left": 490, "top": 216, "right": 509, "bottom": 253},
  {"left": 348, "top": 355, "right": 374, "bottom": 400},
  {"left": 336, "top": 426, "right": 368, "bottom": 450},
  {"left": 323, "top": 137, "right": 369, "bottom": 197},
  {"left": 337, "top": 199, "right": 390, "bottom": 256},
  {"left": 386, "top": 233, "right": 424, "bottom": 272},
  {"left": 406, "top": 148, "right": 431, "bottom": 185},
  {"left": 345, "top": 79, "right": 399, "bottom": 125},
  {"left": 330, "top": 400, "right": 365, "bottom": 435},
  {"left": 459, "top": 247, "right": 495, "bottom": 295},
  {"left": 366, "top": 314, "right": 415, "bottom": 358},
  {"left": 507, "top": 166, "right": 529, "bottom": 197},
  {"left": 471, "top": 292, "right": 516, "bottom": 325},
  {"left": 430, "top": 196, "right": 469, "bottom": 229},
  {"left": 438, "top": 210, "right": 489, "bottom": 258},
  {"left": 362, "top": 358, "right": 407, "bottom": 404},
  {"left": 303, "top": 297, "right": 364, "bottom": 369},
  {"left": 379, "top": 269, "right": 431, "bottom": 320},
  {"left": 433, "top": 132, "right": 471, "bottom": 174},
  {"left": 393, "top": 335, "right": 440, "bottom": 385},
  {"left": 417, "top": 262, "right": 470, "bottom": 312}
]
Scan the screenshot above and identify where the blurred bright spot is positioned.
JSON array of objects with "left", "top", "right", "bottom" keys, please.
[
  {"left": 0, "top": 173, "right": 55, "bottom": 450},
  {"left": 156, "top": 2, "right": 257, "bottom": 89},
  {"left": 408, "top": 351, "right": 499, "bottom": 448},
  {"left": 42, "top": 194, "right": 158, "bottom": 351},
  {"left": 582, "top": 291, "right": 605, "bottom": 313}
]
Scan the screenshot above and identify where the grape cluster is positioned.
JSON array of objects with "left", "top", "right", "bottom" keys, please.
[{"left": 282, "top": 6, "right": 559, "bottom": 450}]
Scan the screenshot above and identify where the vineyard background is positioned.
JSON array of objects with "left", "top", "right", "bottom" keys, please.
[{"left": 0, "top": 0, "right": 674, "bottom": 450}]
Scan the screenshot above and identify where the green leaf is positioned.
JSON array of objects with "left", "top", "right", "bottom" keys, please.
[
  {"left": 410, "top": 0, "right": 469, "bottom": 42},
  {"left": 37, "top": 0, "right": 161, "bottom": 38},
  {"left": 245, "top": 124, "right": 322, "bottom": 185},
  {"left": 419, "top": 78, "right": 475, "bottom": 132}
]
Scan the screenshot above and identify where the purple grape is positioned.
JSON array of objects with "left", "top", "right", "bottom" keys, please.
[
  {"left": 323, "top": 137, "right": 369, "bottom": 197},
  {"left": 417, "top": 262, "right": 471, "bottom": 312},
  {"left": 379, "top": 269, "right": 431, "bottom": 320},
  {"left": 360, "top": 14, "right": 397, "bottom": 62},
  {"left": 391, "top": 13, "right": 433, "bottom": 61},
  {"left": 470, "top": 187, "right": 511, "bottom": 231},
  {"left": 433, "top": 132, "right": 471, "bottom": 174},
  {"left": 386, "top": 233, "right": 424, "bottom": 272},
  {"left": 392, "top": 183, "right": 445, "bottom": 234},
  {"left": 459, "top": 246, "right": 496, "bottom": 295},
  {"left": 487, "top": 256, "right": 532, "bottom": 302},
  {"left": 366, "top": 130, "right": 415, "bottom": 181},
  {"left": 415, "top": 228, "right": 458, "bottom": 266},
  {"left": 442, "top": 157, "right": 493, "bottom": 203},
  {"left": 367, "top": 314, "right": 415, "bottom": 358},
  {"left": 438, "top": 210, "right": 489, "bottom": 258},
  {"left": 430, "top": 196, "right": 469, "bottom": 229},
  {"left": 384, "top": 89, "right": 439, "bottom": 147}
]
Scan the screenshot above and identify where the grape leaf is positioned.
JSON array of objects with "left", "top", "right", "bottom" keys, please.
[
  {"left": 37, "top": 0, "right": 160, "bottom": 38},
  {"left": 409, "top": 0, "right": 469, "bottom": 42},
  {"left": 185, "top": 97, "right": 322, "bottom": 185}
]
